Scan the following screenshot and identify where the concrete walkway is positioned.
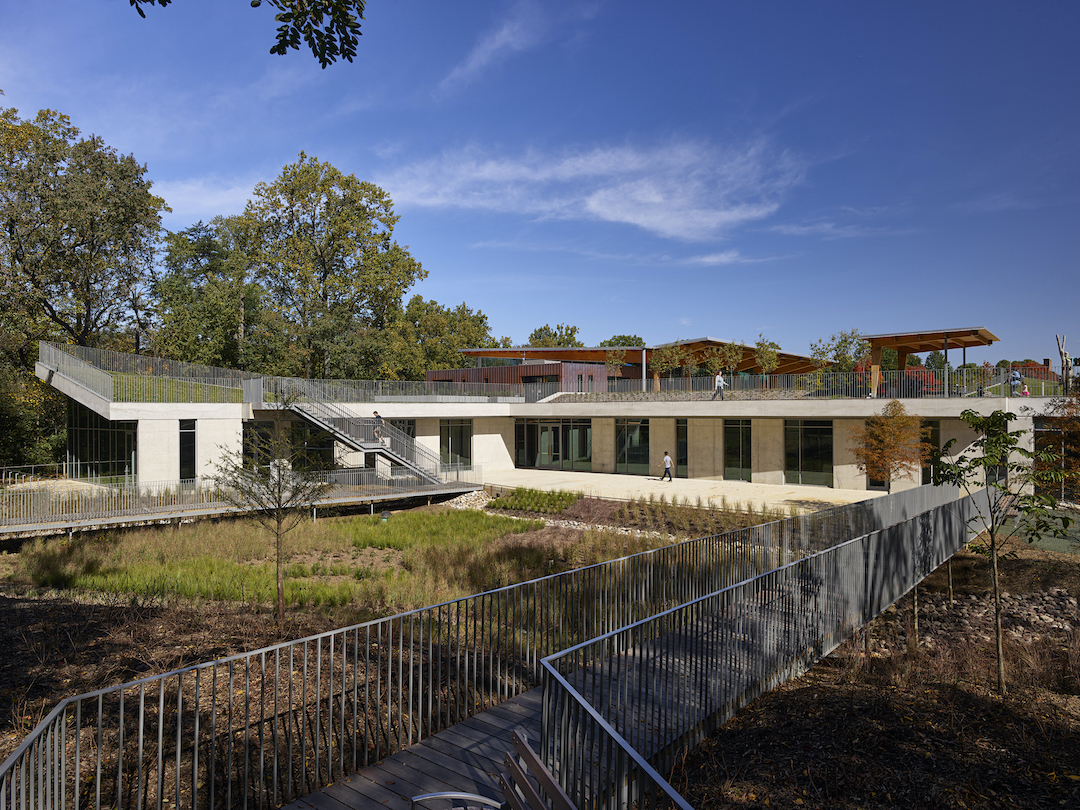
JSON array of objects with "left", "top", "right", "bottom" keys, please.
[{"left": 480, "top": 469, "right": 883, "bottom": 514}]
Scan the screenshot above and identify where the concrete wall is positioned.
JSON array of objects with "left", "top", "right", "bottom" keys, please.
[
  {"left": 832, "top": 419, "right": 864, "bottom": 490},
  {"left": 752, "top": 418, "right": 785, "bottom": 485},
  {"left": 197, "top": 418, "right": 243, "bottom": 480},
  {"left": 473, "top": 416, "right": 515, "bottom": 471},
  {"left": 650, "top": 418, "right": 676, "bottom": 478},
  {"left": 688, "top": 418, "right": 723, "bottom": 479},
  {"left": 415, "top": 418, "right": 440, "bottom": 460},
  {"left": 138, "top": 420, "right": 179, "bottom": 482},
  {"left": 592, "top": 418, "right": 616, "bottom": 473}
]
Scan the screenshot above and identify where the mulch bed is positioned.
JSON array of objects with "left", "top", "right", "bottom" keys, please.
[
  {"left": 671, "top": 544, "right": 1080, "bottom": 809},
  {"left": 0, "top": 508, "right": 1077, "bottom": 810}
]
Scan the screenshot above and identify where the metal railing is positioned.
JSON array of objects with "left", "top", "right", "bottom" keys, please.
[
  {"left": 539, "top": 488, "right": 987, "bottom": 809},
  {"left": 276, "top": 380, "right": 445, "bottom": 482},
  {"left": 599, "top": 366, "right": 1066, "bottom": 401},
  {"left": 38, "top": 342, "right": 1070, "bottom": 406},
  {"left": 0, "top": 483, "right": 960, "bottom": 808},
  {"left": 0, "top": 465, "right": 482, "bottom": 531}
]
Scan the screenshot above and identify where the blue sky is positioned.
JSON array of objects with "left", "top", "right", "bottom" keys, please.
[{"left": 2, "top": 1, "right": 1078, "bottom": 366}]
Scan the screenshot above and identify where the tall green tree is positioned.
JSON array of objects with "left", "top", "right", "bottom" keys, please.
[
  {"left": 1, "top": 105, "right": 167, "bottom": 354},
  {"left": 130, "top": 0, "right": 366, "bottom": 68},
  {"left": 934, "top": 409, "right": 1071, "bottom": 694},
  {"left": 528, "top": 323, "right": 584, "bottom": 348},
  {"left": 598, "top": 334, "right": 645, "bottom": 348},
  {"left": 154, "top": 218, "right": 264, "bottom": 369},
  {"left": 391, "top": 296, "right": 501, "bottom": 379},
  {"left": 241, "top": 153, "right": 426, "bottom": 379}
]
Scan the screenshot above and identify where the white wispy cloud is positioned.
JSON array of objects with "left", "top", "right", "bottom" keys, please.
[
  {"left": 380, "top": 138, "right": 805, "bottom": 241},
  {"left": 438, "top": 2, "right": 548, "bottom": 94},
  {"left": 768, "top": 220, "right": 906, "bottom": 239},
  {"left": 436, "top": 2, "right": 601, "bottom": 95},
  {"left": 153, "top": 176, "right": 259, "bottom": 225},
  {"left": 681, "top": 250, "right": 745, "bottom": 266},
  {"left": 950, "top": 192, "right": 1043, "bottom": 214}
]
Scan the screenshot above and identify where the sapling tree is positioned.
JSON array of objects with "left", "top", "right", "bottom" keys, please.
[
  {"left": 933, "top": 409, "right": 1071, "bottom": 694},
  {"left": 753, "top": 334, "right": 780, "bottom": 375},
  {"left": 851, "top": 400, "right": 931, "bottom": 491},
  {"left": 213, "top": 406, "right": 332, "bottom": 624}
]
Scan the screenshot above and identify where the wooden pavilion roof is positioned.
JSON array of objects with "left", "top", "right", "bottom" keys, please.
[
  {"left": 861, "top": 327, "right": 1000, "bottom": 355},
  {"left": 459, "top": 338, "right": 820, "bottom": 375}
]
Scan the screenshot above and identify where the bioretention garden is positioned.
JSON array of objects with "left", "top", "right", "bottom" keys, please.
[{"left": 0, "top": 490, "right": 1078, "bottom": 808}]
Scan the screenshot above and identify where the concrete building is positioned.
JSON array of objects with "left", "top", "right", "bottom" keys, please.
[{"left": 37, "top": 329, "right": 1066, "bottom": 495}]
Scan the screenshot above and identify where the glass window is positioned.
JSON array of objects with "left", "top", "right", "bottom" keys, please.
[
  {"left": 388, "top": 418, "right": 415, "bottom": 438},
  {"left": 65, "top": 400, "right": 138, "bottom": 482},
  {"left": 179, "top": 419, "right": 196, "bottom": 480},
  {"left": 724, "top": 419, "right": 752, "bottom": 482},
  {"left": 513, "top": 419, "right": 591, "bottom": 471},
  {"left": 616, "top": 419, "right": 650, "bottom": 476},
  {"left": 440, "top": 419, "right": 473, "bottom": 466},
  {"left": 921, "top": 420, "right": 941, "bottom": 485},
  {"left": 784, "top": 420, "right": 833, "bottom": 487}
]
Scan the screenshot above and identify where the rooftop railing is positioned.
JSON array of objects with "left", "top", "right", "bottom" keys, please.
[
  {"left": 37, "top": 342, "right": 1069, "bottom": 406},
  {"left": 0, "top": 483, "right": 961, "bottom": 809}
]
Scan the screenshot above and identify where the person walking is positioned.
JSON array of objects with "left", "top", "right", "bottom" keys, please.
[
  {"left": 660, "top": 451, "right": 673, "bottom": 481},
  {"left": 373, "top": 411, "right": 384, "bottom": 442},
  {"left": 713, "top": 370, "right": 727, "bottom": 400}
]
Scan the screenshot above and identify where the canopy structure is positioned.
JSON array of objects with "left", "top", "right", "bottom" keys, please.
[
  {"left": 459, "top": 337, "right": 820, "bottom": 384},
  {"left": 861, "top": 327, "right": 1000, "bottom": 392}
]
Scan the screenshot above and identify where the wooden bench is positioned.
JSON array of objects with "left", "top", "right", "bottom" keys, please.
[{"left": 411, "top": 729, "right": 577, "bottom": 810}]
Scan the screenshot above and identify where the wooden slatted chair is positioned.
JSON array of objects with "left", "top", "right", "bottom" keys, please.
[{"left": 411, "top": 730, "right": 577, "bottom": 810}]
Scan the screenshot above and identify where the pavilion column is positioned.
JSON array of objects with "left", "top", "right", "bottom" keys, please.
[
  {"left": 897, "top": 351, "right": 909, "bottom": 370},
  {"left": 870, "top": 346, "right": 882, "bottom": 397}
]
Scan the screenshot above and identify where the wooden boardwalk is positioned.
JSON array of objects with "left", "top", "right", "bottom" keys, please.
[
  {"left": 284, "top": 585, "right": 803, "bottom": 810},
  {"left": 283, "top": 688, "right": 544, "bottom": 810}
]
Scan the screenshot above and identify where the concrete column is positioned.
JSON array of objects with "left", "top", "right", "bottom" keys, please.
[{"left": 751, "top": 418, "right": 784, "bottom": 485}]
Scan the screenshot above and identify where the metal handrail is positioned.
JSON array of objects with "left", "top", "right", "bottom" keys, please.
[
  {"left": 0, "top": 466, "right": 483, "bottom": 530},
  {"left": 539, "top": 487, "right": 987, "bottom": 809},
  {"left": 37, "top": 342, "right": 1068, "bottom": 404},
  {"left": 278, "top": 380, "right": 444, "bottom": 481},
  {"left": 0, "top": 484, "right": 960, "bottom": 809}
]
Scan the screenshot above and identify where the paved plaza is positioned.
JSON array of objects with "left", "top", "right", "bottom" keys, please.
[{"left": 480, "top": 468, "right": 884, "bottom": 514}]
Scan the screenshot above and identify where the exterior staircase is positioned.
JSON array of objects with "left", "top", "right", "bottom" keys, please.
[{"left": 277, "top": 382, "right": 444, "bottom": 485}]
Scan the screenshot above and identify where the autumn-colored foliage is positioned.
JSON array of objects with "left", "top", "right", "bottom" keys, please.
[{"left": 851, "top": 400, "right": 932, "bottom": 488}]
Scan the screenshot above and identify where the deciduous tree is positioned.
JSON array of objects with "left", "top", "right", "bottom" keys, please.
[
  {"left": 598, "top": 334, "right": 645, "bottom": 348},
  {"left": 392, "top": 296, "right": 501, "bottom": 379},
  {"left": 240, "top": 153, "right": 425, "bottom": 379},
  {"left": 527, "top": 323, "right": 583, "bottom": 348},
  {"left": 754, "top": 334, "right": 780, "bottom": 375},
  {"left": 934, "top": 409, "right": 1071, "bottom": 694},
  {"left": 130, "top": 0, "right": 366, "bottom": 68},
  {"left": 810, "top": 328, "right": 869, "bottom": 372},
  {"left": 851, "top": 400, "right": 931, "bottom": 490},
  {"left": 1, "top": 105, "right": 167, "bottom": 351},
  {"left": 212, "top": 404, "right": 332, "bottom": 624}
]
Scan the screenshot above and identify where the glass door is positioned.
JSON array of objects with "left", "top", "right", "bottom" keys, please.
[{"left": 538, "top": 423, "right": 561, "bottom": 468}]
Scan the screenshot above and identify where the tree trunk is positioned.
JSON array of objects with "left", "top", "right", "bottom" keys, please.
[
  {"left": 991, "top": 529, "right": 1006, "bottom": 694},
  {"left": 276, "top": 518, "right": 285, "bottom": 625}
]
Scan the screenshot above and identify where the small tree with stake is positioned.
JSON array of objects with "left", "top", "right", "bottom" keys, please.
[
  {"left": 214, "top": 406, "right": 332, "bottom": 624},
  {"left": 933, "top": 409, "right": 1071, "bottom": 694}
]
